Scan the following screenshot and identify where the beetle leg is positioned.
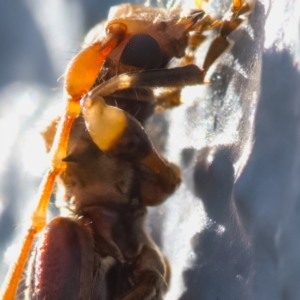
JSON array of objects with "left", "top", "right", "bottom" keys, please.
[
  {"left": 202, "top": 0, "right": 254, "bottom": 71},
  {"left": 86, "top": 64, "right": 205, "bottom": 110},
  {"left": 119, "top": 245, "right": 168, "bottom": 300},
  {"left": 27, "top": 217, "right": 94, "bottom": 300},
  {"left": 180, "top": 10, "right": 223, "bottom": 67},
  {"left": 0, "top": 23, "right": 126, "bottom": 300},
  {"left": 80, "top": 206, "right": 125, "bottom": 264},
  {"left": 88, "top": 65, "right": 205, "bottom": 98}
]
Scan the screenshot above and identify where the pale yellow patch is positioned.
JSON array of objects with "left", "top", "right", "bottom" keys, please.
[{"left": 83, "top": 96, "right": 127, "bottom": 151}]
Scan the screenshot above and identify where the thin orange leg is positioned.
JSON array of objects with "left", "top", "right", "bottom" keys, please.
[
  {"left": 0, "top": 23, "right": 126, "bottom": 300},
  {"left": 0, "top": 169, "right": 57, "bottom": 299}
]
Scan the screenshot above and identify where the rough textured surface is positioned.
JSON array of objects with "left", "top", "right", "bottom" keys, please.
[{"left": 0, "top": 0, "right": 300, "bottom": 299}]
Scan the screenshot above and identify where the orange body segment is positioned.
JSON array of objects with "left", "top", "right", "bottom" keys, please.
[
  {"left": 65, "top": 41, "right": 106, "bottom": 97},
  {"left": 65, "top": 29, "right": 125, "bottom": 98}
]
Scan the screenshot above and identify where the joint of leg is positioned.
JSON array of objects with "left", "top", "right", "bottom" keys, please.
[
  {"left": 193, "top": 13, "right": 217, "bottom": 32},
  {"left": 31, "top": 212, "right": 46, "bottom": 233},
  {"left": 66, "top": 96, "right": 81, "bottom": 118}
]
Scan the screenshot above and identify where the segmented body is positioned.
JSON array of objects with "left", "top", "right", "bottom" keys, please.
[{"left": 0, "top": 1, "right": 253, "bottom": 299}]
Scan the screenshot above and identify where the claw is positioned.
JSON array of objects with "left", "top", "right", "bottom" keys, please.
[{"left": 203, "top": 34, "right": 230, "bottom": 71}]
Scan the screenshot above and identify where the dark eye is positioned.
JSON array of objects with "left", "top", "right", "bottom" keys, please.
[{"left": 120, "top": 34, "right": 163, "bottom": 69}]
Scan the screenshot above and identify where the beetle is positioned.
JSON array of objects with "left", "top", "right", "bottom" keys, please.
[{"left": 0, "top": 1, "right": 253, "bottom": 299}]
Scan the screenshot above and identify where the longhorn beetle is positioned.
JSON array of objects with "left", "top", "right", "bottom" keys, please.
[{"left": 0, "top": 1, "right": 253, "bottom": 299}]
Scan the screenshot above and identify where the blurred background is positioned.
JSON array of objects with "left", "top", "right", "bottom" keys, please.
[{"left": 0, "top": 0, "right": 300, "bottom": 299}]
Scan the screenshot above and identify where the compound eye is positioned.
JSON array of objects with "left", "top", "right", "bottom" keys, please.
[{"left": 120, "top": 34, "right": 163, "bottom": 69}]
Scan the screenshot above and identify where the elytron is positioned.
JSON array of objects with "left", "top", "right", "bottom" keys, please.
[{"left": 0, "top": 1, "right": 253, "bottom": 299}]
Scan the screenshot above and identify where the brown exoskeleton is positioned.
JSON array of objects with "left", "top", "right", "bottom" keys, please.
[{"left": 0, "top": 1, "right": 253, "bottom": 299}]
